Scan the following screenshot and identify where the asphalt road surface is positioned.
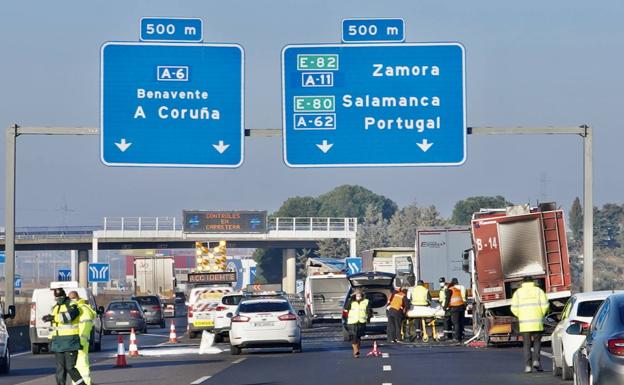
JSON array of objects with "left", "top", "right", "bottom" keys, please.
[{"left": 1, "top": 319, "right": 565, "bottom": 385}]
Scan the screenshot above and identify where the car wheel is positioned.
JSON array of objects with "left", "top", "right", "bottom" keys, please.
[
  {"left": 562, "top": 358, "right": 573, "bottom": 381},
  {"left": 160, "top": 320, "right": 166, "bottom": 329},
  {"left": 293, "top": 342, "right": 302, "bottom": 353},
  {"left": 189, "top": 331, "right": 198, "bottom": 339},
  {"left": 31, "top": 343, "right": 41, "bottom": 355},
  {"left": 552, "top": 354, "right": 562, "bottom": 376},
  {"left": 0, "top": 345, "right": 10, "bottom": 374},
  {"left": 214, "top": 333, "right": 223, "bottom": 344},
  {"left": 230, "top": 345, "right": 241, "bottom": 355}
]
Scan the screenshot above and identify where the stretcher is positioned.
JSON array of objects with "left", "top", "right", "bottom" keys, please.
[{"left": 403, "top": 305, "right": 446, "bottom": 342}]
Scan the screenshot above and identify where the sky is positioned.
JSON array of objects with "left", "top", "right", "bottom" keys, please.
[{"left": 1, "top": 0, "right": 622, "bottom": 227}]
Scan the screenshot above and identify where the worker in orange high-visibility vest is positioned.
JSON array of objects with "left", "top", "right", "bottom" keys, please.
[
  {"left": 386, "top": 287, "right": 409, "bottom": 343},
  {"left": 444, "top": 281, "right": 466, "bottom": 343}
]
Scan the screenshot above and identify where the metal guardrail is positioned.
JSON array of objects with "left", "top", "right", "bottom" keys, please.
[
  {"left": 269, "top": 217, "right": 357, "bottom": 232},
  {"left": 0, "top": 226, "right": 100, "bottom": 240},
  {"left": 103, "top": 217, "right": 180, "bottom": 231}
]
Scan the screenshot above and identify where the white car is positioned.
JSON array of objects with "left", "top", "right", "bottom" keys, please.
[
  {"left": 187, "top": 285, "right": 233, "bottom": 339},
  {"left": 213, "top": 293, "right": 243, "bottom": 342},
  {"left": 1, "top": 303, "right": 16, "bottom": 375},
  {"left": 229, "top": 298, "right": 302, "bottom": 355},
  {"left": 551, "top": 290, "right": 624, "bottom": 380}
]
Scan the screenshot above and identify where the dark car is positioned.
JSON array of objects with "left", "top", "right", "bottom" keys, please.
[
  {"left": 341, "top": 272, "right": 395, "bottom": 341},
  {"left": 572, "top": 293, "right": 624, "bottom": 385},
  {"left": 103, "top": 300, "right": 147, "bottom": 334},
  {"left": 132, "top": 295, "right": 166, "bottom": 328}
]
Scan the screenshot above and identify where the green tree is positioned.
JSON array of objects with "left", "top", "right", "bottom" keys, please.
[
  {"left": 451, "top": 195, "right": 512, "bottom": 225},
  {"left": 388, "top": 203, "right": 447, "bottom": 247},
  {"left": 317, "top": 185, "right": 397, "bottom": 222},
  {"left": 357, "top": 205, "right": 390, "bottom": 255},
  {"left": 252, "top": 248, "right": 282, "bottom": 284},
  {"left": 594, "top": 204, "right": 624, "bottom": 248},
  {"left": 315, "top": 239, "right": 350, "bottom": 258},
  {"left": 569, "top": 197, "right": 583, "bottom": 243},
  {"left": 274, "top": 196, "right": 319, "bottom": 217}
]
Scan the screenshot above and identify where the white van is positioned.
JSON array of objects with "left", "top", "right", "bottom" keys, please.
[
  {"left": 0, "top": 303, "right": 16, "bottom": 374},
  {"left": 304, "top": 274, "right": 350, "bottom": 328},
  {"left": 30, "top": 281, "right": 103, "bottom": 354}
]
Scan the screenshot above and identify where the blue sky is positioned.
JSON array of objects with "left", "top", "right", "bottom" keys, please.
[{"left": 1, "top": 1, "right": 622, "bottom": 226}]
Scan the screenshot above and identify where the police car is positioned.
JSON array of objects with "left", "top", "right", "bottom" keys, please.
[
  {"left": 0, "top": 303, "right": 16, "bottom": 374},
  {"left": 228, "top": 295, "right": 303, "bottom": 355}
]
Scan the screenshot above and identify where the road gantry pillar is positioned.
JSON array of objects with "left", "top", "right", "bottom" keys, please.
[
  {"left": 78, "top": 250, "right": 89, "bottom": 288},
  {"left": 282, "top": 249, "right": 296, "bottom": 294}
]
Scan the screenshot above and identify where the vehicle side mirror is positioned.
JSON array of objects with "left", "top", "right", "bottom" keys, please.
[
  {"left": 566, "top": 323, "right": 585, "bottom": 336},
  {"left": 226, "top": 312, "right": 233, "bottom": 318},
  {"left": 98, "top": 306, "right": 105, "bottom": 315},
  {"left": 297, "top": 310, "right": 305, "bottom": 317},
  {"left": 5, "top": 305, "right": 16, "bottom": 319}
]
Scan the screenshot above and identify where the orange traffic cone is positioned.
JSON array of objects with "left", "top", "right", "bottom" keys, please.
[
  {"left": 114, "top": 335, "right": 130, "bottom": 368},
  {"left": 128, "top": 328, "right": 139, "bottom": 357},
  {"left": 366, "top": 340, "right": 383, "bottom": 357},
  {"left": 169, "top": 321, "right": 178, "bottom": 343}
]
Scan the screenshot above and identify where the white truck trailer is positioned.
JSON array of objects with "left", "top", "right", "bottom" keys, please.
[{"left": 415, "top": 227, "right": 472, "bottom": 289}]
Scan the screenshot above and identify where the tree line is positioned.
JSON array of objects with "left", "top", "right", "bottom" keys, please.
[{"left": 253, "top": 185, "right": 624, "bottom": 291}]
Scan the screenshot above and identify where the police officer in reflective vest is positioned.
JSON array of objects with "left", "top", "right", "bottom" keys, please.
[
  {"left": 69, "top": 291, "right": 96, "bottom": 385},
  {"left": 386, "top": 287, "right": 409, "bottom": 343},
  {"left": 510, "top": 276, "right": 549, "bottom": 373},
  {"left": 42, "top": 288, "right": 85, "bottom": 385},
  {"left": 345, "top": 289, "right": 371, "bottom": 358},
  {"left": 444, "top": 281, "right": 466, "bottom": 343}
]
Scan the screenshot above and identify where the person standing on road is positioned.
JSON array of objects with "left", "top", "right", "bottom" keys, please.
[
  {"left": 510, "top": 276, "right": 549, "bottom": 373},
  {"left": 69, "top": 291, "right": 96, "bottom": 385},
  {"left": 386, "top": 287, "right": 409, "bottom": 343},
  {"left": 345, "top": 289, "right": 371, "bottom": 358},
  {"left": 438, "top": 278, "right": 452, "bottom": 339},
  {"left": 450, "top": 278, "right": 466, "bottom": 302},
  {"left": 444, "top": 281, "right": 466, "bottom": 343},
  {"left": 43, "top": 288, "right": 86, "bottom": 385}
]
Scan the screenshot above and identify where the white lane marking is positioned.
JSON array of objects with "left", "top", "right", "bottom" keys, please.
[
  {"left": 233, "top": 357, "right": 246, "bottom": 364},
  {"left": 11, "top": 351, "right": 30, "bottom": 358},
  {"left": 541, "top": 351, "right": 553, "bottom": 359},
  {"left": 142, "top": 333, "right": 170, "bottom": 337},
  {"left": 382, "top": 383, "right": 393, "bottom": 385},
  {"left": 382, "top": 353, "right": 389, "bottom": 358},
  {"left": 383, "top": 365, "right": 392, "bottom": 371},
  {"left": 190, "top": 376, "right": 212, "bottom": 384}
]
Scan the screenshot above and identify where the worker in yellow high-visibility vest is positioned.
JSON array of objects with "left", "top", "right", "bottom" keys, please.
[
  {"left": 345, "top": 289, "right": 371, "bottom": 358},
  {"left": 510, "top": 276, "right": 549, "bottom": 373},
  {"left": 68, "top": 291, "right": 96, "bottom": 385}
]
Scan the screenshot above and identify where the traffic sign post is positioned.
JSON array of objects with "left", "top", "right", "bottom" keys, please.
[
  {"left": 101, "top": 42, "right": 244, "bottom": 167},
  {"left": 282, "top": 43, "right": 465, "bottom": 167},
  {"left": 88, "top": 263, "right": 111, "bottom": 283}
]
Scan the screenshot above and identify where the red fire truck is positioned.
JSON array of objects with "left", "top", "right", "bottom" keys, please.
[{"left": 465, "top": 203, "right": 572, "bottom": 344}]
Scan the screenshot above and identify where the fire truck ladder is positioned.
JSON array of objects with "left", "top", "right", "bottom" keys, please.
[{"left": 541, "top": 211, "right": 565, "bottom": 288}]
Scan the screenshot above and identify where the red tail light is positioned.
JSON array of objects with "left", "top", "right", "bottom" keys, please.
[
  {"left": 188, "top": 307, "right": 193, "bottom": 318},
  {"left": 151, "top": 306, "right": 161, "bottom": 311},
  {"left": 231, "top": 315, "right": 250, "bottom": 322},
  {"left": 215, "top": 306, "right": 228, "bottom": 311},
  {"left": 130, "top": 310, "right": 140, "bottom": 317},
  {"left": 278, "top": 313, "right": 297, "bottom": 321},
  {"left": 607, "top": 339, "right": 624, "bottom": 356},
  {"left": 30, "top": 304, "right": 36, "bottom": 326},
  {"left": 106, "top": 311, "right": 114, "bottom": 317},
  {"left": 570, "top": 320, "right": 591, "bottom": 330},
  {"left": 342, "top": 309, "right": 349, "bottom": 318}
]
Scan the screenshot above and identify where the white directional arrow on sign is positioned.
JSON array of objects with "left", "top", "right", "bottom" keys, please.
[
  {"left": 416, "top": 139, "right": 433, "bottom": 152},
  {"left": 212, "top": 140, "right": 230, "bottom": 154},
  {"left": 115, "top": 139, "right": 132, "bottom": 152},
  {"left": 316, "top": 140, "right": 334, "bottom": 154}
]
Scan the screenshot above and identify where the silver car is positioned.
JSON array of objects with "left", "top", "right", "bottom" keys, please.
[{"left": 572, "top": 293, "right": 624, "bottom": 385}]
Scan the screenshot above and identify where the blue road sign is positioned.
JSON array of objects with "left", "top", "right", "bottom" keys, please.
[
  {"left": 0, "top": 252, "right": 5, "bottom": 264},
  {"left": 282, "top": 43, "right": 465, "bottom": 167},
  {"left": 88, "top": 263, "right": 111, "bottom": 283},
  {"left": 58, "top": 269, "right": 72, "bottom": 281},
  {"left": 250, "top": 266, "right": 256, "bottom": 284},
  {"left": 101, "top": 42, "right": 244, "bottom": 167},
  {"left": 14, "top": 275, "right": 22, "bottom": 289},
  {"left": 140, "top": 17, "right": 203, "bottom": 42},
  {"left": 226, "top": 259, "right": 244, "bottom": 291},
  {"left": 342, "top": 18, "right": 405, "bottom": 43},
  {"left": 345, "top": 257, "right": 362, "bottom": 276}
]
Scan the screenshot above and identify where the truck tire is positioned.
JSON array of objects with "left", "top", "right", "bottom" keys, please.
[{"left": 31, "top": 343, "right": 41, "bottom": 355}]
